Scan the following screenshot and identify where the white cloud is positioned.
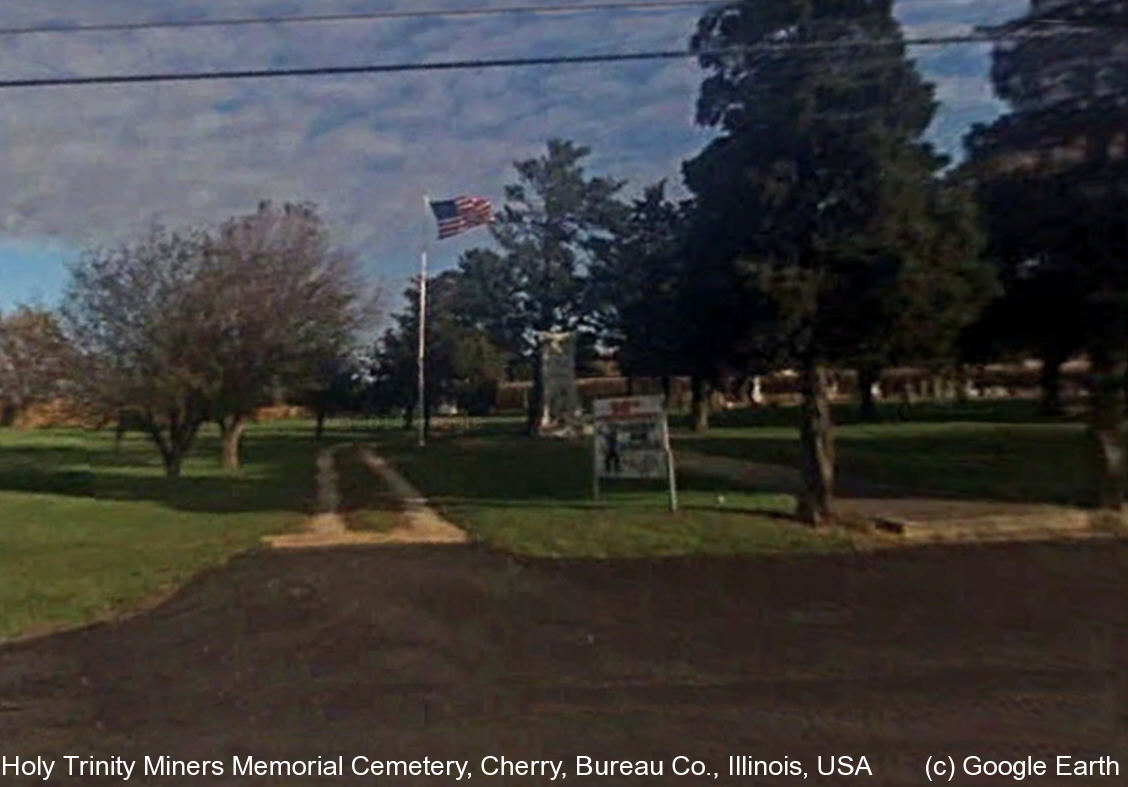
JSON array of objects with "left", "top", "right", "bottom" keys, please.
[{"left": 0, "top": 0, "right": 1015, "bottom": 297}]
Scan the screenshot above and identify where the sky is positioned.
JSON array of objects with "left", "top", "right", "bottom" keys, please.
[{"left": 0, "top": 0, "right": 1029, "bottom": 313}]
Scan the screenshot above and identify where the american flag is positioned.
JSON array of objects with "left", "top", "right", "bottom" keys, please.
[{"left": 429, "top": 196, "right": 493, "bottom": 240}]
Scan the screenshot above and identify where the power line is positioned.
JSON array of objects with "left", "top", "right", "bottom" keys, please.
[
  {"left": 0, "top": 51, "right": 685, "bottom": 90},
  {"left": 0, "top": 2, "right": 718, "bottom": 38},
  {"left": 0, "top": 28, "right": 1104, "bottom": 91},
  {"left": 1, "top": 2, "right": 1119, "bottom": 41}
]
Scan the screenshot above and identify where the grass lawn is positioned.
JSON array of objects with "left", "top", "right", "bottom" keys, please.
[
  {"left": 0, "top": 422, "right": 340, "bottom": 641},
  {"left": 373, "top": 428, "right": 850, "bottom": 558},
  {"left": 4, "top": 401, "right": 1097, "bottom": 640},
  {"left": 676, "top": 400, "right": 1102, "bottom": 504}
]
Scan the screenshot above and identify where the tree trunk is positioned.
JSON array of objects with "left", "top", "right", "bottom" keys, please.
[
  {"left": 955, "top": 364, "right": 969, "bottom": 404},
  {"left": 858, "top": 365, "right": 881, "bottom": 421},
  {"left": 403, "top": 405, "right": 414, "bottom": 431},
  {"left": 146, "top": 419, "right": 179, "bottom": 478},
  {"left": 1088, "top": 348, "right": 1126, "bottom": 529},
  {"left": 315, "top": 409, "right": 327, "bottom": 441},
  {"left": 147, "top": 414, "right": 201, "bottom": 479},
  {"left": 219, "top": 416, "right": 246, "bottom": 472},
  {"left": 164, "top": 452, "right": 184, "bottom": 478},
  {"left": 526, "top": 351, "right": 545, "bottom": 437},
  {"left": 691, "top": 375, "right": 710, "bottom": 432},
  {"left": 1039, "top": 347, "right": 1068, "bottom": 416},
  {"left": 797, "top": 361, "right": 835, "bottom": 527}
]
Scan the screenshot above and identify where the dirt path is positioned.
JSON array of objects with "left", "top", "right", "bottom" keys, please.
[
  {"left": 262, "top": 445, "right": 361, "bottom": 548},
  {"left": 263, "top": 445, "right": 467, "bottom": 549},
  {"left": 357, "top": 447, "right": 469, "bottom": 544},
  {"left": 1, "top": 542, "right": 1125, "bottom": 784},
  {"left": 308, "top": 445, "right": 349, "bottom": 535}
]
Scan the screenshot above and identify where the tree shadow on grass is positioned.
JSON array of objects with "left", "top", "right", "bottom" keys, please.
[
  {"left": 677, "top": 428, "right": 1097, "bottom": 506},
  {"left": 0, "top": 429, "right": 328, "bottom": 515},
  {"left": 373, "top": 434, "right": 803, "bottom": 515},
  {"left": 372, "top": 423, "right": 1103, "bottom": 507}
]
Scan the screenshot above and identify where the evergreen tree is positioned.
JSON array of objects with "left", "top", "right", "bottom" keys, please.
[
  {"left": 685, "top": 0, "right": 990, "bottom": 524},
  {"left": 461, "top": 139, "right": 626, "bottom": 434},
  {"left": 964, "top": 0, "right": 1128, "bottom": 522},
  {"left": 588, "top": 182, "right": 693, "bottom": 400},
  {"left": 374, "top": 272, "right": 508, "bottom": 435}
]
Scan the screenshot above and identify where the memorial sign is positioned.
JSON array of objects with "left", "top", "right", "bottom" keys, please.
[{"left": 593, "top": 395, "right": 678, "bottom": 511}]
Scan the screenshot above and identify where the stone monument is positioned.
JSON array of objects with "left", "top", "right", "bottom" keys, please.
[{"left": 535, "top": 331, "right": 582, "bottom": 436}]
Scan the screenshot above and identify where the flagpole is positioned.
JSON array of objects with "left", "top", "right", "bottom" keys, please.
[{"left": 417, "top": 193, "right": 429, "bottom": 448}]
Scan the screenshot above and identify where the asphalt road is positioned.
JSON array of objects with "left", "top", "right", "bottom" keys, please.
[{"left": 2, "top": 542, "right": 1126, "bottom": 785}]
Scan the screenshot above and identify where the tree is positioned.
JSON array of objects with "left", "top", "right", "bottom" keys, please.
[
  {"left": 0, "top": 306, "right": 74, "bottom": 425},
  {"left": 685, "top": 0, "right": 991, "bottom": 524},
  {"left": 589, "top": 182, "right": 711, "bottom": 416},
  {"left": 845, "top": 177, "right": 996, "bottom": 420},
  {"left": 63, "top": 225, "right": 216, "bottom": 477},
  {"left": 963, "top": 0, "right": 1128, "bottom": 521},
  {"left": 64, "top": 204, "right": 375, "bottom": 477},
  {"left": 299, "top": 352, "right": 367, "bottom": 440},
  {"left": 205, "top": 201, "right": 371, "bottom": 470},
  {"left": 374, "top": 271, "right": 508, "bottom": 436},
  {"left": 461, "top": 139, "right": 626, "bottom": 433},
  {"left": 445, "top": 322, "right": 508, "bottom": 417},
  {"left": 372, "top": 321, "right": 420, "bottom": 429}
]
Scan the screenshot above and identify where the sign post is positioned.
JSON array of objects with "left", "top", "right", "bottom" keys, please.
[{"left": 592, "top": 395, "right": 678, "bottom": 512}]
